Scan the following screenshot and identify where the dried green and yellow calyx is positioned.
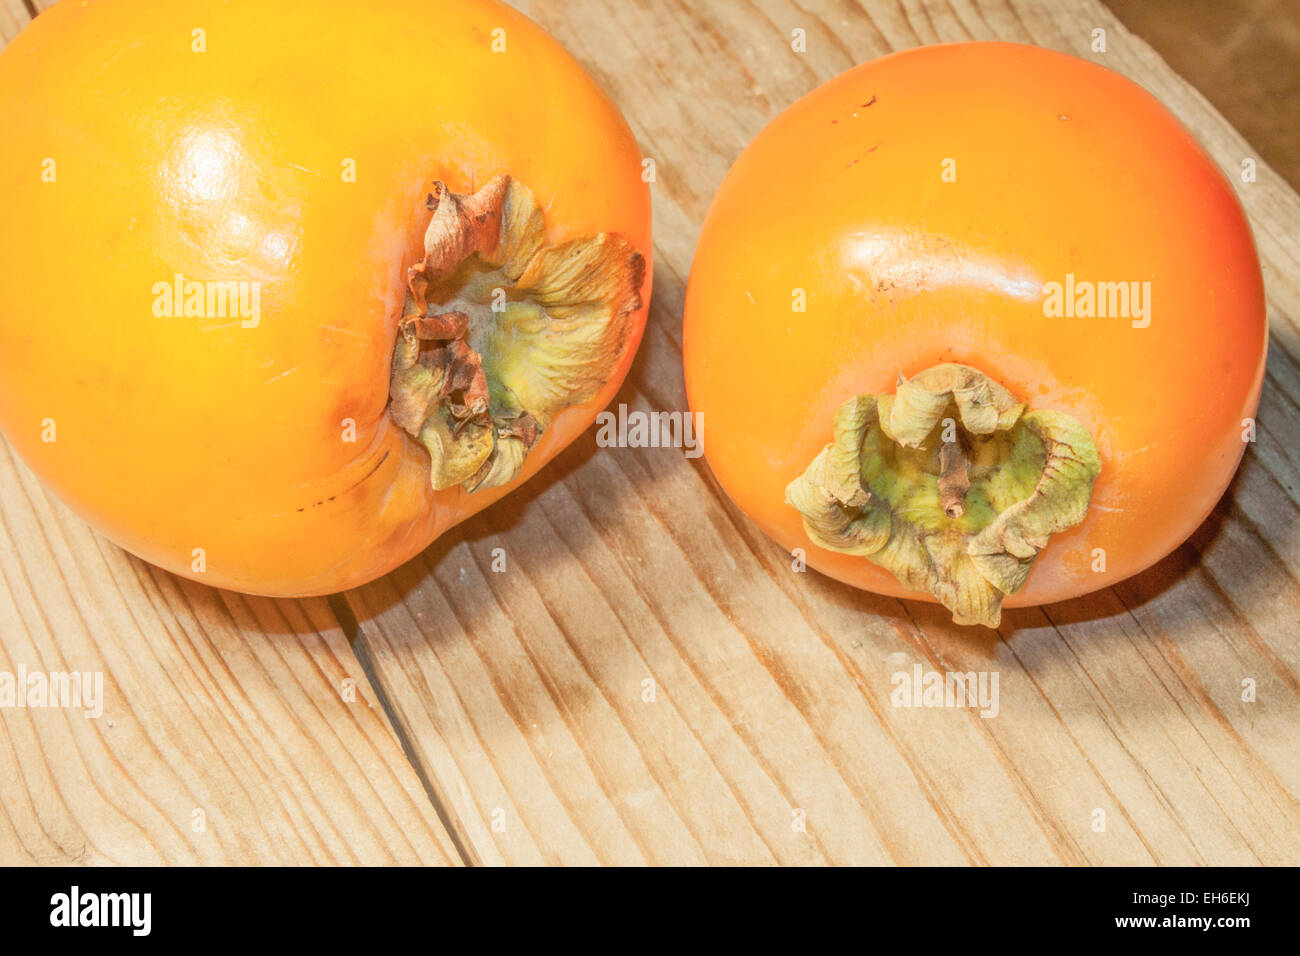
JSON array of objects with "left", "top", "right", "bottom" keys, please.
[
  {"left": 390, "top": 174, "right": 645, "bottom": 492},
  {"left": 785, "top": 364, "right": 1101, "bottom": 627}
]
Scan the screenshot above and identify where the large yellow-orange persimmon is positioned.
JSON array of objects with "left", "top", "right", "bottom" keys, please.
[
  {"left": 684, "top": 43, "right": 1266, "bottom": 627},
  {"left": 0, "top": 0, "right": 651, "bottom": 595}
]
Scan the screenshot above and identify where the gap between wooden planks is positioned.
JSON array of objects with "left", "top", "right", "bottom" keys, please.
[{"left": 343, "top": 0, "right": 1300, "bottom": 865}]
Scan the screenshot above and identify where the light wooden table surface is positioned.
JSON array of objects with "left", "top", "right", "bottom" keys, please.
[{"left": 2, "top": 0, "right": 1297, "bottom": 866}]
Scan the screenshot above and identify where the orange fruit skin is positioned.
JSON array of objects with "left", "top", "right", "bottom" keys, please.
[
  {"left": 0, "top": 0, "right": 651, "bottom": 595},
  {"left": 684, "top": 43, "right": 1266, "bottom": 610}
]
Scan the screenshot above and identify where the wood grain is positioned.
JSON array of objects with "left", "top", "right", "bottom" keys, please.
[
  {"left": 2, "top": 0, "right": 1296, "bottom": 868},
  {"left": 0, "top": 0, "right": 462, "bottom": 867},
  {"left": 344, "top": 0, "right": 1300, "bottom": 865},
  {"left": 0, "top": 439, "right": 462, "bottom": 865}
]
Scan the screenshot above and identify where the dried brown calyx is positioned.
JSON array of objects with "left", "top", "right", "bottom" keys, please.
[
  {"left": 785, "top": 364, "right": 1101, "bottom": 627},
  {"left": 390, "top": 175, "right": 645, "bottom": 492}
]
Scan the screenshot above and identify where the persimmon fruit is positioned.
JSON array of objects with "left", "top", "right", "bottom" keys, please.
[
  {"left": 684, "top": 42, "right": 1266, "bottom": 626},
  {"left": 0, "top": 0, "right": 651, "bottom": 595}
]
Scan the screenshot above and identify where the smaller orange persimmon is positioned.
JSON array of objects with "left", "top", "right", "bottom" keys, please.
[{"left": 684, "top": 42, "right": 1266, "bottom": 626}]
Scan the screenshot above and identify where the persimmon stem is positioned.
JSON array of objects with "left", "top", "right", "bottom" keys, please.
[
  {"left": 784, "top": 363, "right": 1102, "bottom": 627},
  {"left": 388, "top": 175, "right": 644, "bottom": 493},
  {"left": 939, "top": 437, "right": 970, "bottom": 519}
]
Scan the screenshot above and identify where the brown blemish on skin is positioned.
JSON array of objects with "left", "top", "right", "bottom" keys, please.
[
  {"left": 833, "top": 95, "right": 877, "bottom": 125},
  {"left": 297, "top": 448, "right": 392, "bottom": 511},
  {"left": 847, "top": 142, "right": 882, "bottom": 168}
]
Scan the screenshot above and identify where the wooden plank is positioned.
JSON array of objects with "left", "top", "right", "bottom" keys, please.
[
  {"left": 345, "top": 0, "right": 1300, "bottom": 865},
  {"left": 0, "top": 1, "right": 463, "bottom": 866},
  {"left": 0, "top": 2, "right": 29, "bottom": 45},
  {"left": 0, "top": 437, "right": 462, "bottom": 865}
]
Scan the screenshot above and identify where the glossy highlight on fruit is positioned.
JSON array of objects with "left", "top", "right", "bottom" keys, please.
[
  {"left": 684, "top": 42, "right": 1266, "bottom": 625},
  {"left": 0, "top": 0, "right": 652, "bottom": 595}
]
